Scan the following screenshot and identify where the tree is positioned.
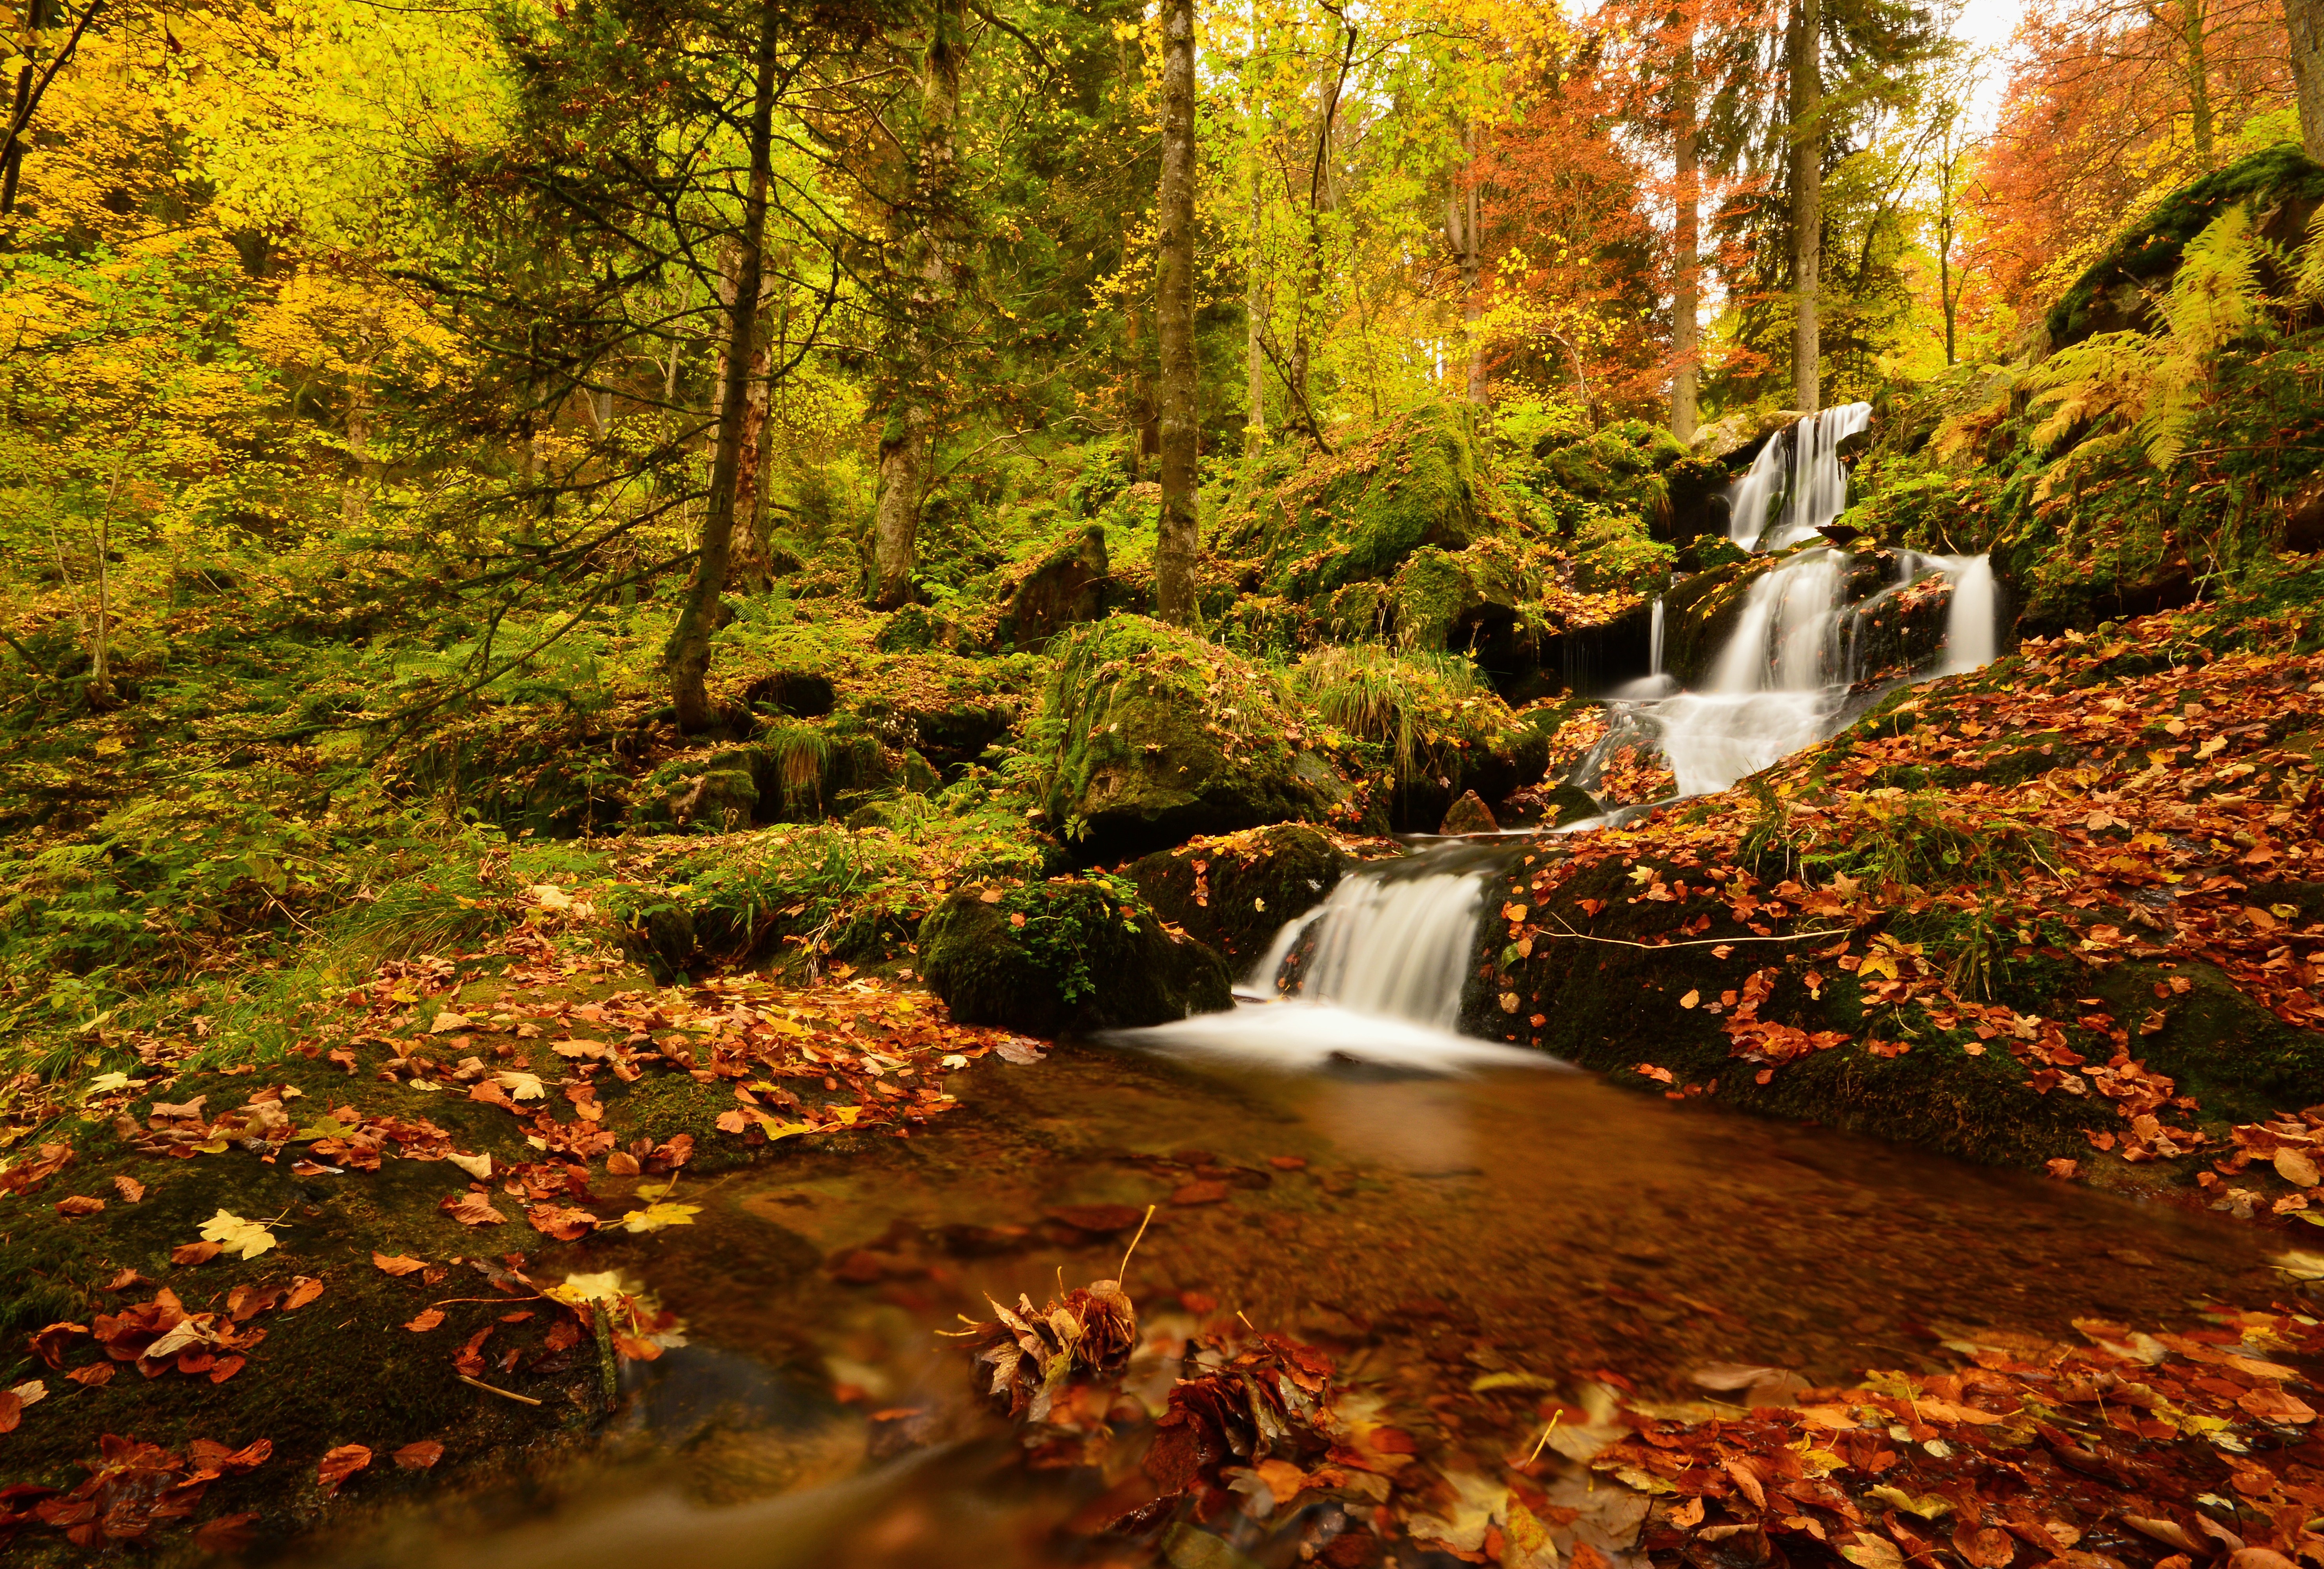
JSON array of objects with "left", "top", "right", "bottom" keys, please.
[
  {"left": 1154, "top": 0, "right": 1197, "bottom": 624},
  {"left": 1787, "top": 0, "right": 1821, "bottom": 411},
  {"left": 2294, "top": 0, "right": 2324, "bottom": 157},
  {"left": 870, "top": 0, "right": 966, "bottom": 611}
]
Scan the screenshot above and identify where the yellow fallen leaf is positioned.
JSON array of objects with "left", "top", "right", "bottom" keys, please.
[
  {"left": 495, "top": 1071, "right": 546, "bottom": 1101},
  {"left": 615, "top": 1202, "right": 700, "bottom": 1234},
  {"left": 198, "top": 1210, "right": 278, "bottom": 1261},
  {"left": 429, "top": 1012, "right": 471, "bottom": 1034}
]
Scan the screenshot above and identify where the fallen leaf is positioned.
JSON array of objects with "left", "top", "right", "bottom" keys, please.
[
  {"left": 372, "top": 1252, "right": 426, "bottom": 1276},
  {"left": 198, "top": 1210, "right": 277, "bottom": 1260},
  {"left": 283, "top": 1277, "right": 325, "bottom": 1311},
  {"left": 393, "top": 1440, "right": 444, "bottom": 1470},
  {"left": 112, "top": 1175, "right": 145, "bottom": 1203},
  {"left": 526, "top": 1204, "right": 598, "bottom": 1241},
  {"left": 318, "top": 1443, "right": 372, "bottom": 1494},
  {"left": 440, "top": 1192, "right": 508, "bottom": 1227},
  {"left": 54, "top": 1195, "right": 104, "bottom": 1217},
  {"left": 66, "top": 1363, "right": 114, "bottom": 1387},
  {"left": 446, "top": 1152, "right": 492, "bottom": 1181},
  {"left": 494, "top": 1070, "right": 546, "bottom": 1101},
  {"left": 615, "top": 1201, "right": 700, "bottom": 1234},
  {"left": 2278, "top": 1148, "right": 2321, "bottom": 1188},
  {"left": 429, "top": 1011, "right": 471, "bottom": 1034},
  {"left": 405, "top": 1308, "right": 445, "bottom": 1332},
  {"left": 606, "top": 1150, "right": 641, "bottom": 1176},
  {"left": 993, "top": 1037, "right": 1047, "bottom": 1065},
  {"left": 194, "top": 1513, "right": 263, "bottom": 1554},
  {"left": 2238, "top": 1385, "right": 2317, "bottom": 1424},
  {"left": 1680, "top": 989, "right": 1701, "bottom": 1009}
]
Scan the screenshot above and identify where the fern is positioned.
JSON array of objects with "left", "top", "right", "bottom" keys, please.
[{"left": 2025, "top": 207, "right": 2272, "bottom": 487}]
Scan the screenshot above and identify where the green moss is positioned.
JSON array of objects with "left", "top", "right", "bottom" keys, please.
[
  {"left": 1126, "top": 824, "right": 1345, "bottom": 968},
  {"left": 918, "top": 874, "right": 1234, "bottom": 1032}
]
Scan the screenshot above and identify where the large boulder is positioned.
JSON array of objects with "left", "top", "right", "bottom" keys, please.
[
  {"left": 1219, "top": 403, "right": 1487, "bottom": 598},
  {"left": 1036, "top": 616, "right": 1362, "bottom": 859},
  {"left": 919, "top": 878, "right": 1233, "bottom": 1034},
  {"left": 1691, "top": 408, "right": 1809, "bottom": 468},
  {"left": 993, "top": 526, "right": 1111, "bottom": 652},
  {"left": 1125, "top": 824, "right": 1345, "bottom": 971}
]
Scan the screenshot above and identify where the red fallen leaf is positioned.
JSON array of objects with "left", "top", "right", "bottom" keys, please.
[
  {"left": 439, "top": 1192, "right": 508, "bottom": 1227},
  {"left": 613, "top": 1334, "right": 664, "bottom": 1361},
  {"left": 283, "top": 1277, "right": 325, "bottom": 1311},
  {"left": 543, "top": 1318, "right": 585, "bottom": 1353},
  {"left": 1046, "top": 1203, "right": 1146, "bottom": 1234},
  {"left": 714, "top": 1109, "right": 748, "bottom": 1134},
  {"left": 1267, "top": 1156, "right": 1308, "bottom": 1171},
  {"left": 28, "top": 1321, "right": 89, "bottom": 1368},
  {"left": 1953, "top": 1525, "right": 2015, "bottom": 1567},
  {"left": 606, "top": 1151, "right": 641, "bottom": 1176},
  {"left": 1170, "top": 1181, "right": 1229, "bottom": 1206},
  {"left": 2238, "top": 1385, "right": 2316, "bottom": 1423},
  {"left": 227, "top": 1284, "right": 284, "bottom": 1322},
  {"left": 525, "top": 1204, "right": 597, "bottom": 1241},
  {"left": 453, "top": 1327, "right": 493, "bottom": 1377},
  {"left": 54, "top": 1195, "right": 104, "bottom": 1217},
  {"left": 317, "top": 1444, "right": 371, "bottom": 1494},
  {"left": 210, "top": 1355, "right": 246, "bottom": 1383},
  {"left": 171, "top": 1241, "right": 222, "bottom": 1266},
  {"left": 393, "top": 1440, "right": 444, "bottom": 1471},
  {"left": 66, "top": 1363, "right": 114, "bottom": 1387},
  {"left": 405, "top": 1309, "right": 445, "bottom": 1332},
  {"left": 187, "top": 1436, "right": 273, "bottom": 1476},
  {"left": 194, "top": 1513, "right": 263, "bottom": 1553},
  {"left": 0, "top": 1391, "right": 20, "bottom": 1433},
  {"left": 372, "top": 1252, "right": 426, "bottom": 1276},
  {"left": 112, "top": 1175, "right": 145, "bottom": 1203}
]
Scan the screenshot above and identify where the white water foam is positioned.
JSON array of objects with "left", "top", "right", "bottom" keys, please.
[{"left": 1727, "top": 404, "right": 1873, "bottom": 552}]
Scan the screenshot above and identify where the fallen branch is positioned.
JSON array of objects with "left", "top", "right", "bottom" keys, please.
[
  {"left": 1538, "top": 919, "right": 1854, "bottom": 951},
  {"left": 457, "top": 1374, "right": 543, "bottom": 1406}
]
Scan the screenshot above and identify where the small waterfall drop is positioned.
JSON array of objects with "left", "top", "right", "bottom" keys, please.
[
  {"left": 1727, "top": 404, "right": 1873, "bottom": 552},
  {"left": 1648, "top": 595, "right": 1666, "bottom": 679}
]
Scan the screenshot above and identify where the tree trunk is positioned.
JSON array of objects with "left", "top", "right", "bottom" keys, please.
[
  {"left": 1671, "top": 31, "right": 1700, "bottom": 444},
  {"left": 872, "top": 0, "right": 965, "bottom": 611},
  {"left": 662, "top": 0, "right": 777, "bottom": 731},
  {"left": 1247, "top": 178, "right": 1267, "bottom": 446},
  {"left": 1154, "top": 0, "right": 1199, "bottom": 625},
  {"left": 2181, "top": 0, "right": 2215, "bottom": 168},
  {"left": 2291, "top": 0, "right": 2324, "bottom": 158},
  {"left": 1445, "top": 121, "right": 1486, "bottom": 407},
  {"left": 1787, "top": 0, "right": 1821, "bottom": 413}
]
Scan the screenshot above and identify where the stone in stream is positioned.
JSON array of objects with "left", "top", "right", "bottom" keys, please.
[
  {"left": 1438, "top": 790, "right": 1498, "bottom": 836},
  {"left": 919, "top": 878, "right": 1233, "bottom": 1035}
]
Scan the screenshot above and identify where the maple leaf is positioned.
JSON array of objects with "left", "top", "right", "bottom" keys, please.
[
  {"left": 197, "top": 1210, "right": 277, "bottom": 1260},
  {"left": 495, "top": 1070, "right": 547, "bottom": 1100}
]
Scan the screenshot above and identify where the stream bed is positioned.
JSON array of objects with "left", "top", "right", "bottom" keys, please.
[{"left": 291, "top": 1042, "right": 2283, "bottom": 1569}]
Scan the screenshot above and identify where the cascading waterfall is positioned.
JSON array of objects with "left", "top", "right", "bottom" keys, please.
[{"left": 1118, "top": 408, "right": 2004, "bottom": 1070}]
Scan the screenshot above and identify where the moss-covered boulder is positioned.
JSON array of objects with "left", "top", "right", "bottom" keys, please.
[
  {"left": 1035, "top": 617, "right": 1363, "bottom": 859},
  {"left": 1219, "top": 403, "right": 1487, "bottom": 598},
  {"left": 992, "top": 526, "right": 1112, "bottom": 652},
  {"left": 919, "top": 876, "right": 1234, "bottom": 1034},
  {"left": 632, "top": 747, "right": 761, "bottom": 833},
  {"left": 1125, "top": 824, "right": 1345, "bottom": 970},
  {"left": 2047, "top": 145, "right": 2324, "bottom": 350}
]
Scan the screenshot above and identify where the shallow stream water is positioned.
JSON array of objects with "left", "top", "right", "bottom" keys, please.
[{"left": 295, "top": 1043, "right": 2281, "bottom": 1569}]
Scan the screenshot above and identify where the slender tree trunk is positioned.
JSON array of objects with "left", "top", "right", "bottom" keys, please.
[
  {"left": 1671, "top": 28, "right": 1700, "bottom": 443},
  {"left": 2181, "top": 0, "right": 2215, "bottom": 167},
  {"left": 1246, "top": 176, "right": 1267, "bottom": 446},
  {"left": 1787, "top": 0, "right": 1821, "bottom": 413},
  {"left": 873, "top": 0, "right": 965, "bottom": 610},
  {"left": 2291, "top": 0, "right": 2324, "bottom": 158},
  {"left": 1445, "top": 120, "right": 1486, "bottom": 407},
  {"left": 730, "top": 334, "right": 773, "bottom": 592},
  {"left": 2, "top": 0, "right": 53, "bottom": 215},
  {"left": 663, "top": 0, "right": 777, "bottom": 730},
  {"left": 1154, "top": 0, "right": 1199, "bottom": 624}
]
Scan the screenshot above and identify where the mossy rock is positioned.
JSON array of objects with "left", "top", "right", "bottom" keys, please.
[
  {"left": 1037, "top": 616, "right": 1356, "bottom": 860},
  {"left": 631, "top": 748, "right": 760, "bottom": 834},
  {"left": 1388, "top": 544, "right": 1528, "bottom": 654},
  {"left": 1461, "top": 855, "right": 2115, "bottom": 1167},
  {"left": 2047, "top": 145, "right": 2324, "bottom": 350},
  {"left": 1126, "top": 824, "right": 1345, "bottom": 970},
  {"left": 402, "top": 726, "right": 632, "bottom": 839},
  {"left": 1675, "top": 533, "right": 1747, "bottom": 576},
  {"left": 993, "top": 526, "right": 1112, "bottom": 652},
  {"left": 1235, "top": 403, "right": 1488, "bottom": 598},
  {"left": 918, "top": 877, "right": 1234, "bottom": 1034},
  {"left": 2089, "top": 958, "right": 2324, "bottom": 1130}
]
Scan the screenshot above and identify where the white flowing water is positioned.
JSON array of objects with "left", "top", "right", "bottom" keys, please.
[{"left": 1121, "top": 409, "right": 2002, "bottom": 1070}]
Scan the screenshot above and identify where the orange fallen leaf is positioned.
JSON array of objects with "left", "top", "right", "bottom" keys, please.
[
  {"left": 393, "top": 1440, "right": 444, "bottom": 1470},
  {"left": 284, "top": 1276, "right": 326, "bottom": 1311},
  {"left": 439, "top": 1192, "right": 508, "bottom": 1227},
  {"left": 318, "top": 1443, "right": 372, "bottom": 1494},
  {"left": 112, "top": 1175, "right": 145, "bottom": 1203},
  {"left": 372, "top": 1252, "right": 426, "bottom": 1276},
  {"left": 606, "top": 1151, "right": 641, "bottom": 1176},
  {"left": 171, "top": 1241, "right": 222, "bottom": 1266},
  {"left": 66, "top": 1363, "right": 114, "bottom": 1387},
  {"left": 405, "top": 1308, "right": 445, "bottom": 1332},
  {"left": 54, "top": 1195, "right": 104, "bottom": 1217},
  {"left": 526, "top": 1204, "right": 598, "bottom": 1241}
]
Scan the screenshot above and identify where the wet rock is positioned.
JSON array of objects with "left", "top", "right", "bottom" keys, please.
[
  {"left": 1438, "top": 790, "right": 1498, "bottom": 836},
  {"left": 1126, "top": 824, "right": 1345, "bottom": 968},
  {"left": 1692, "top": 408, "right": 1809, "bottom": 468},
  {"left": 993, "top": 526, "right": 1110, "bottom": 652},
  {"left": 919, "top": 879, "right": 1234, "bottom": 1034},
  {"left": 1538, "top": 781, "right": 1602, "bottom": 826}
]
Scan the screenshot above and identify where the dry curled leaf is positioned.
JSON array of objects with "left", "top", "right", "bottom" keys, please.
[
  {"left": 317, "top": 1443, "right": 372, "bottom": 1494},
  {"left": 54, "top": 1195, "right": 105, "bottom": 1217},
  {"left": 439, "top": 1192, "right": 508, "bottom": 1227}
]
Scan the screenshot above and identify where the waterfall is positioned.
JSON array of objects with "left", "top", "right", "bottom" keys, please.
[
  {"left": 1111, "top": 408, "right": 2004, "bottom": 1072},
  {"left": 1726, "top": 404, "right": 1873, "bottom": 552}
]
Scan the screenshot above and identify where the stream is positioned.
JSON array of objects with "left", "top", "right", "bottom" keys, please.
[{"left": 284, "top": 410, "right": 2279, "bottom": 1565}]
